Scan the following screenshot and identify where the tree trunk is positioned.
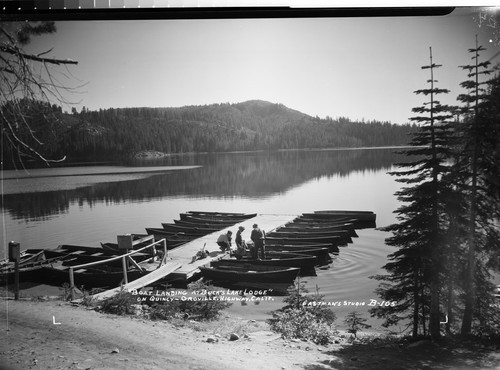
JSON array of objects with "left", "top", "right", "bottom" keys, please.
[{"left": 413, "top": 265, "right": 420, "bottom": 338}]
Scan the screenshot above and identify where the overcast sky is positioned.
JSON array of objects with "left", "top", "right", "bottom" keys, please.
[{"left": 26, "top": 7, "right": 500, "bottom": 124}]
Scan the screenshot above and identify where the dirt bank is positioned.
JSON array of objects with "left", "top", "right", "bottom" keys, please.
[{"left": 1, "top": 297, "right": 499, "bottom": 370}]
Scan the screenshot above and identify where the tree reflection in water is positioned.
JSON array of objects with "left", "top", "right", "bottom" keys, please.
[{"left": 2, "top": 149, "right": 404, "bottom": 221}]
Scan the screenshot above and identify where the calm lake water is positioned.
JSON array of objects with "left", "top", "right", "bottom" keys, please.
[{"left": 0, "top": 148, "right": 466, "bottom": 328}]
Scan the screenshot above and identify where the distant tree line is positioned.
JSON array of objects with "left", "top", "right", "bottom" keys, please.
[{"left": 2, "top": 99, "right": 415, "bottom": 166}]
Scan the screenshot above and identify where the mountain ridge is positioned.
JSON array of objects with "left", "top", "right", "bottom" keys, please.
[{"left": 2, "top": 99, "right": 416, "bottom": 165}]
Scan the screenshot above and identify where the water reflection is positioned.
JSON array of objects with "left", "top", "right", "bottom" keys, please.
[{"left": 2, "top": 149, "right": 401, "bottom": 221}]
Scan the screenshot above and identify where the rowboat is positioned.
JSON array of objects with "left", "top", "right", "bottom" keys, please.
[
  {"left": 264, "top": 244, "right": 334, "bottom": 260},
  {"left": 265, "top": 237, "right": 341, "bottom": 253},
  {"left": 0, "top": 244, "right": 154, "bottom": 286},
  {"left": 305, "top": 210, "right": 376, "bottom": 221},
  {"left": 186, "top": 211, "right": 257, "bottom": 220},
  {"left": 161, "top": 223, "right": 220, "bottom": 234},
  {"left": 265, "top": 235, "right": 347, "bottom": 248},
  {"left": 295, "top": 215, "right": 376, "bottom": 229},
  {"left": 0, "top": 249, "right": 69, "bottom": 284},
  {"left": 145, "top": 228, "right": 199, "bottom": 248},
  {"left": 278, "top": 223, "right": 358, "bottom": 237},
  {"left": 173, "top": 219, "right": 234, "bottom": 228},
  {"left": 0, "top": 249, "right": 46, "bottom": 267},
  {"left": 267, "top": 230, "right": 352, "bottom": 244},
  {"left": 180, "top": 211, "right": 256, "bottom": 221},
  {"left": 199, "top": 264, "right": 300, "bottom": 285},
  {"left": 40, "top": 258, "right": 161, "bottom": 289},
  {"left": 152, "top": 227, "right": 210, "bottom": 237},
  {"left": 100, "top": 234, "right": 164, "bottom": 253},
  {"left": 55, "top": 244, "right": 154, "bottom": 260},
  {"left": 217, "top": 252, "right": 317, "bottom": 272},
  {"left": 313, "top": 210, "right": 376, "bottom": 221},
  {"left": 39, "top": 244, "right": 165, "bottom": 289},
  {"left": 293, "top": 216, "right": 359, "bottom": 224},
  {"left": 179, "top": 214, "right": 244, "bottom": 225}
]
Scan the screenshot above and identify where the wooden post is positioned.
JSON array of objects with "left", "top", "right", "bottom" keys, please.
[
  {"left": 8, "top": 242, "right": 20, "bottom": 300},
  {"left": 14, "top": 259, "right": 19, "bottom": 300},
  {"left": 163, "top": 239, "right": 167, "bottom": 263},
  {"left": 69, "top": 267, "right": 75, "bottom": 301},
  {"left": 122, "top": 256, "right": 128, "bottom": 285}
]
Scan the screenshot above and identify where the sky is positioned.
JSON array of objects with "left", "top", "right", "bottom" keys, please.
[{"left": 25, "top": 6, "right": 500, "bottom": 125}]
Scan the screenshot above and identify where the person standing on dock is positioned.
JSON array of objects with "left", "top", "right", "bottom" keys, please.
[
  {"left": 234, "top": 226, "right": 246, "bottom": 259},
  {"left": 251, "top": 223, "right": 265, "bottom": 260},
  {"left": 217, "top": 230, "right": 233, "bottom": 253}
]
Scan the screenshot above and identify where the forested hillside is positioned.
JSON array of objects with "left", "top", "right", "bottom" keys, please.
[{"left": 3, "top": 100, "right": 416, "bottom": 164}]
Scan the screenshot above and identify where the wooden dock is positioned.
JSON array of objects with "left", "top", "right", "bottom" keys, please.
[
  {"left": 90, "top": 260, "right": 183, "bottom": 301},
  {"left": 87, "top": 214, "right": 297, "bottom": 299},
  {"left": 167, "top": 214, "right": 297, "bottom": 282}
]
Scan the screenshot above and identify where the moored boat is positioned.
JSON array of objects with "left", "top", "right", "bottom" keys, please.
[
  {"left": 267, "top": 230, "right": 352, "bottom": 244},
  {"left": 40, "top": 258, "right": 160, "bottom": 289},
  {"left": 162, "top": 223, "right": 220, "bottom": 234},
  {"left": 186, "top": 211, "right": 257, "bottom": 220},
  {"left": 264, "top": 244, "right": 334, "bottom": 261},
  {"left": 216, "top": 252, "right": 317, "bottom": 272},
  {"left": 278, "top": 223, "right": 358, "bottom": 237},
  {"left": 145, "top": 228, "right": 199, "bottom": 248},
  {"left": 179, "top": 214, "right": 244, "bottom": 225},
  {"left": 265, "top": 235, "right": 347, "bottom": 249},
  {"left": 0, "top": 249, "right": 69, "bottom": 284},
  {"left": 295, "top": 215, "right": 376, "bottom": 229},
  {"left": 314, "top": 209, "right": 375, "bottom": 218},
  {"left": 199, "top": 264, "right": 300, "bottom": 285},
  {"left": 173, "top": 219, "right": 234, "bottom": 228}
]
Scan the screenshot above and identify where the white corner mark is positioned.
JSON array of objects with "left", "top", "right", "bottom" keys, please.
[
  {"left": 440, "top": 315, "right": 448, "bottom": 324},
  {"left": 53, "top": 316, "right": 61, "bottom": 325}
]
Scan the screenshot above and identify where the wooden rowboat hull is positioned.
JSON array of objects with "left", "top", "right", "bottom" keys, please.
[
  {"left": 173, "top": 219, "right": 230, "bottom": 228},
  {"left": 216, "top": 252, "right": 317, "bottom": 271},
  {"left": 305, "top": 211, "right": 376, "bottom": 222},
  {"left": 278, "top": 223, "right": 358, "bottom": 237},
  {"left": 199, "top": 265, "right": 299, "bottom": 284},
  {"left": 145, "top": 228, "right": 198, "bottom": 247},
  {"left": 265, "top": 235, "right": 349, "bottom": 247},
  {"left": 186, "top": 211, "right": 257, "bottom": 220},
  {"left": 264, "top": 245, "right": 333, "bottom": 260},
  {"left": 268, "top": 230, "right": 352, "bottom": 244},
  {"left": 295, "top": 216, "right": 376, "bottom": 229},
  {"left": 40, "top": 264, "right": 148, "bottom": 289},
  {"left": 313, "top": 210, "right": 376, "bottom": 219},
  {"left": 162, "top": 223, "right": 220, "bottom": 234}
]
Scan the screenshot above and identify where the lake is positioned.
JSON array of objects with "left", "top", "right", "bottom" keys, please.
[{"left": 0, "top": 148, "right": 431, "bottom": 327}]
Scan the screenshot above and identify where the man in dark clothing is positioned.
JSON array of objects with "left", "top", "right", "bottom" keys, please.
[
  {"left": 234, "top": 226, "right": 246, "bottom": 259},
  {"left": 217, "top": 230, "right": 232, "bottom": 252},
  {"left": 250, "top": 223, "right": 265, "bottom": 260}
]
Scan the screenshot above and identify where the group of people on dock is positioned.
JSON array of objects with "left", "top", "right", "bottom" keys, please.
[{"left": 216, "top": 223, "right": 265, "bottom": 260}]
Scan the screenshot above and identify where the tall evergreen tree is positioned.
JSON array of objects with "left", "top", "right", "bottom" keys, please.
[
  {"left": 453, "top": 38, "right": 500, "bottom": 335},
  {"left": 371, "top": 48, "right": 456, "bottom": 339}
]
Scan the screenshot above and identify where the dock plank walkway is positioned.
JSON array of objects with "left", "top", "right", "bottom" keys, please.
[
  {"left": 88, "top": 214, "right": 297, "bottom": 299},
  {"left": 90, "top": 260, "right": 182, "bottom": 301},
  {"left": 168, "top": 214, "right": 297, "bottom": 281}
]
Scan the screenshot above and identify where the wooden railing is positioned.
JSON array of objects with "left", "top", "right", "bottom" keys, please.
[{"left": 69, "top": 237, "right": 167, "bottom": 300}]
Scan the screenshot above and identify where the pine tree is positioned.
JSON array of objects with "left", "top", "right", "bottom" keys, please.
[
  {"left": 454, "top": 37, "right": 500, "bottom": 335},
  {"left": 371, "top": 47, "right": 456, "bottom": 339},
  {"left": 1, "top": 21, "right": 78, "bottom": 166}
]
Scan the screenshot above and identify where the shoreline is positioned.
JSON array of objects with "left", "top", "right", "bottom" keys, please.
[{"left": 2, "top": 292, "right": 500, "bottom": 370}]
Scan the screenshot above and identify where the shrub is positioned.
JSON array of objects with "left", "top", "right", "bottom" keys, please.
[
  {"left": 99, "top": 290, "right": 137, "bottom": 315},
  {"left": 344, "top": 311, "right": 372, "bottom": 338},
  {"left": 268, "top": 280, "right": 337, "bottom": 344},
  {"left": 150, "top": 280, "right": 232, "bottom": 321},
  {"left": 268, "top": 308, "right": 336, "bottom": 345}
]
